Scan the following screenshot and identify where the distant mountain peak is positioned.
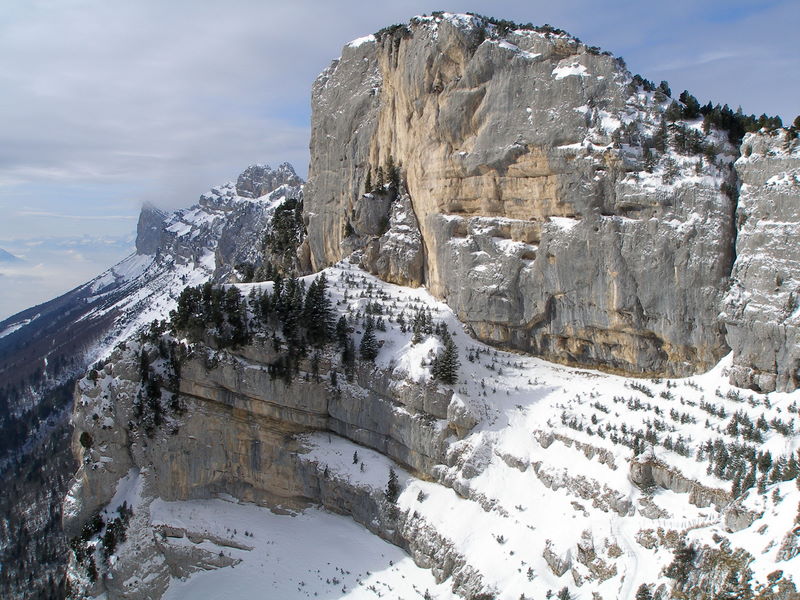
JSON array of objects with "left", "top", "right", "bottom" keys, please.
[
  {"left": 135, "top": 203, "right": 168, "bottom": 255},
  {"left": 0, "top": 247, "right": 22, "bottom": 263},
  {"left": 235, "top": 162, "right": 303, "bottom": 199}
]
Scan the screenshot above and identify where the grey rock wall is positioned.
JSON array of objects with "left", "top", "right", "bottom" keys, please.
[
  {"left": 135, "top": 203, "right": 167, "bottom": 255},
  {"left": 723, "top": 131, "right": 800, "bottom": 392}
]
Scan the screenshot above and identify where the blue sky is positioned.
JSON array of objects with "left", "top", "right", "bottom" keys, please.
[{"left": 0, "top": 0, "right": 797, "bottom": 318}]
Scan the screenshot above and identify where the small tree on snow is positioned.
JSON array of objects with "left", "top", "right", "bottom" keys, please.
[
  {"left": 431, "top": 328, "right": 460, "bottom": 385},
  {"left": 359, "top": 317, "right": 379, "bottom": 362},
  {"left": 385, "top": 467, "right": 400, "bottom": 504}
]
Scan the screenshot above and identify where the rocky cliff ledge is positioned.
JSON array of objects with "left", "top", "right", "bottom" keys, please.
[
  {"left": 63, "top": 286, "right": 481, "bottom": 598},
  {"left": 305, "top": 13, "right": 739, "bottom": 377}
]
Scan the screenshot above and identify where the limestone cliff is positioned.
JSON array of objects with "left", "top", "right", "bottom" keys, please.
[
  {"left": 723, "top": 130, "right": 800, "bottom": 392},
  {"left": 305, "top": 14, "right": 738, "bottom": 377}
]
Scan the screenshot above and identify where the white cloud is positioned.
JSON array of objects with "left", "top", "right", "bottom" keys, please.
[{"left": 16, "top": 210, "right": 136, "bottom": 220}]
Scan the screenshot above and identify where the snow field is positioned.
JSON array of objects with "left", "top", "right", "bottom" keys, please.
[{"left": 155, "top": 498, "right": 456, "bottom": 600}]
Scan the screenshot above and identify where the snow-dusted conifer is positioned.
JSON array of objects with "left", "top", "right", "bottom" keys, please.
[{"left": 359, "top": 317, "right": 379, "bottom": 362}]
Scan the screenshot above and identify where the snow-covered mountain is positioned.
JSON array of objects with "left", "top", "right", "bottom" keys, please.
[
  {"left": 0, "top": 163, "right": 302, "bottom": 419},
  {"left": 0, "top": 163, "right": 303, "bottom": 597},
  {"left": 2, "top": 11, "right": 800, "bottom": 600}
]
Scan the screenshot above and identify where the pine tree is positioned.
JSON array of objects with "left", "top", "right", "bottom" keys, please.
[
  {"left": 280, "top": 276, "right": 305, "bottom": 349},
  {"left": 365, "top": 169, "right": 372, "bottom": 193},
  {"left": 375, "top": 166, "right": 385, "bottom": 189},
  {"left": 270, "top": 273, "right": 284, "bottom": 317},
  {"left": 386, "top": 155, "right": 400, "bottom": 190},
  {"left": 221, "top": 286, "right": 248, "bottom": 347},
  {"left": 665, "top": 101, "right": 683, "bottom": 122},
  {"left": 336, "top": 315, "right": 349, "bottom": 349},
  {"left": 785, "top": 454, "right": 799, "bottom": 480},
  {"left": 385, "top": 467, "right": 400, "bottom": 503},
  {"left": 679, "top": 90, "right": 701, "bottom": 119},
  {"left": 653, "top": 119, "right": 668, "bottom": 153},
  {"left": 359, "top": 317, "right": 379, "bottom": 362},
  {"left": 718, "top": 569, "right": 751, "bottom": 600},
  {"left": 431, "top": 328, "right": 460, "bottom": 385},
  {"left": 303, "top": 273, "right": 334, "bottom": 347},
  {"left": 771, "top": 458, "right": 786, "bottom": 483},
  {"left": 139, "top": 349, "right": 150, "bottom": 382},
  {"left": 731, "top": 472, "right": 743, "bottom": 498},
  {"left": 665, "top": 540, "right": 695, "bottom": 581},
  {"left": 412, "top": 317, "right": 423, "bottom": 344},
  {"left": 343, "top": 338, "right": 356, "bottom": 381}
]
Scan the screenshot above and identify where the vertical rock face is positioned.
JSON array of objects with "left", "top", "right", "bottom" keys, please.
[
  {"left": 135, "top": 203, "right": 167, "bottom": 255},
  {"left": 304, "top": 14, "right": 736, "bottom": 376},
  {"left": 723, "top": 131, "right": 800, "bottom": 392},
  {"left": 362, "top": 190, "right": 425, "bottom": 287}
]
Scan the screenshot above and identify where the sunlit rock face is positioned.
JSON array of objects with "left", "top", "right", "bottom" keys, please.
[{"left": 305, "top": 14, "right": 737, "bottom": 376}]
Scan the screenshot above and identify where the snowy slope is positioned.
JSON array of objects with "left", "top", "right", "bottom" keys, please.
[
  {"left": 157, "top": 500, "right": 456, "bottom": 600},
  {"left": 101, "top": 262, "right": 798, "bottom": 600}
]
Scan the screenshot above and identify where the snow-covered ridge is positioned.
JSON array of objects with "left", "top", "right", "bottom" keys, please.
[
  {"left": 0, "top": 162, "right": 303, "bottom": 426},
  {"left": 347, "top": 34, "right": 376, "bottom": 48},
  {"left": 0, "top": 314, "right": 39, "bottom": 339}
]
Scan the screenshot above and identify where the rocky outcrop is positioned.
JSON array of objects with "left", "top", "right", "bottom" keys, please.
[
  {"left": 723, "top": 131, "right": 800, "bottom": 392},
  {"left": 235, "top": 162, "right": 302, "bottom": 199},
  {"left": 169, "top": 170, "right": 304, "bottom": 282},
  {"left": 630, "top": 456, "right": 730, "bottom": 509},
  {"left": 135, "top": 203, "right": 167, "bottom": 255},
  {"left": 361, "top": 190, "right": 426, "bottom": 286},
  {"left": 723, "top": 503, "right": 757, "bottom": 533},
  {"left": 305, "top": 14, "right": 736, "bottom": 376},
  {"left": 543, "top": 540, "right": 572, "bottom": 576}
]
